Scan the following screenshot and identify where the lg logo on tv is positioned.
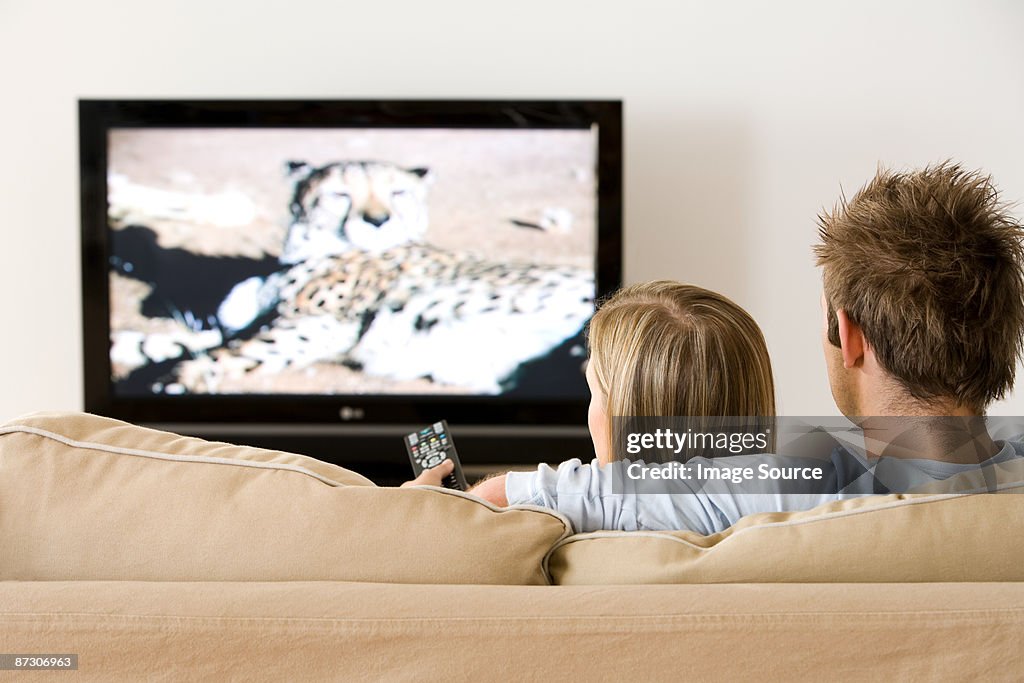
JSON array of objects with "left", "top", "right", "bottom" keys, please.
[{"left": 339, "top": 406, "right": 366, "bottom": 421}]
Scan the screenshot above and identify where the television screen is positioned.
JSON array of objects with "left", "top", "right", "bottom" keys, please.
[
  {"left": 107, "top": 126, "right": 597, "bottom": 398},
  {"left": 81, "top": 100, "right": 622, "bottom": 435}
]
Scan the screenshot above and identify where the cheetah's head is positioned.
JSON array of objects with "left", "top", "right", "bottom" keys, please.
[{"left": 281, "top": 160, "right": 431, "bottom": 263}]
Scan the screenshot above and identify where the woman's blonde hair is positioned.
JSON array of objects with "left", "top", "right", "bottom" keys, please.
[{"left": 588, "top": 281, "right": 776, "bottom": 460}]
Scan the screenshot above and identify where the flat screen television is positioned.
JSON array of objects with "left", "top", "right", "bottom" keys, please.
[{"left": 80, "top": 99, "right": 622, "bottom": 481}]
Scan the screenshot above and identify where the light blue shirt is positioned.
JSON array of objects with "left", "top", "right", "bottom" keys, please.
[{"left": 505, "top": 441, "right": 1022, "bottom": 534}]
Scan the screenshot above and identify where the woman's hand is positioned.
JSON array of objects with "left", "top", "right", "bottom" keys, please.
[
  {"left": 400, "top": 459, "right": 455, "bottom": 488},
  {"left": 401, "top": 462, "right": 509, "bottom": 507}
]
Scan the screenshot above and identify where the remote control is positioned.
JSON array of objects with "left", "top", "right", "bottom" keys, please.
[{"left": 405, "top": 420, "right": 468, "bottom": 491}]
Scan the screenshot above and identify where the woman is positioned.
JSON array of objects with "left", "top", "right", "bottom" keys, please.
[{"left": 409, "top": 280, "right": 780, "bottom": 533}]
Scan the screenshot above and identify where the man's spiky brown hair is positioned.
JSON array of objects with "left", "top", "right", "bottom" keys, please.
[{"left": 814, "top": 162, "right": 1024, "bottom": 413}]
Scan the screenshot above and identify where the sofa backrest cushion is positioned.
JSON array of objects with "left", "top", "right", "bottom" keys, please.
[
  {"left": 548, "top": 484, "right": 1024, "bottom": 584},
  {"left": 0, "top": 412, "right": 570, "bottom": 584}
]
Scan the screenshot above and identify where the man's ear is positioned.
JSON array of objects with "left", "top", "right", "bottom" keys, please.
[{"left": 836, "top": 309, "right": 866, "bottom": 369}]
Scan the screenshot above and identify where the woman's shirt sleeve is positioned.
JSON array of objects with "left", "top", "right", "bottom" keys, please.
[
  {"left": 505, "top": 459, "right": 635, "bottom": 532},
  {"left": 504, "top": 457, "right": 839, "bottom": 534},
  {"left": 504, "top": 458, "right": 727, "bottom": 533}
]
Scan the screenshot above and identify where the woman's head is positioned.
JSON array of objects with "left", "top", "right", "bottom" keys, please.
[{"left": 586, "top": 280, "right": 775, "bottom": 463}]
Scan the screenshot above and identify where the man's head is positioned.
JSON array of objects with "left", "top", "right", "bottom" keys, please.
[{"left": 814, "top": 162, "right": 1024, "bottom": 416}]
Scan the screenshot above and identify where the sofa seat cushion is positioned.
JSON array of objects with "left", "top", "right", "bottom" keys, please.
[
  {"left": 3, "top": 581, "right": 1024, "bottom": 680},
  {"left": 0, "top": 412, "right": 570, "bottom": 584}
]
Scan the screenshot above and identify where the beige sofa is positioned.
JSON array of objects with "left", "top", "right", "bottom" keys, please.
[{"left": 2, "top": 412, "right": 1024, "bottom": 681}]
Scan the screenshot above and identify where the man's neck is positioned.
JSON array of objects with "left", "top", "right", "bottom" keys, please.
[
  {"left": 855, "top": 414, "right": 998, "bottom": 465},
  {"left": 851, "top": 386, "right": 998, "bottom": 463}
]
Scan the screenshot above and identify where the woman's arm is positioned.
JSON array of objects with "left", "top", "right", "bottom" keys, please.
[
  {"left": 401, "top": 461, "right": 509, "bottom": 506},
  {"left": 468, "top": 474, "right": 508, "bottom": 506}
]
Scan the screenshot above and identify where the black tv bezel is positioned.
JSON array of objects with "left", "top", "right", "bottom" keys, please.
[{"left": 80, "top": 98, "right": 623, "bottom": 430}]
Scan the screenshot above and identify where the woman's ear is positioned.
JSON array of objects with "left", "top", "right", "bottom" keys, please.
[{"left": 836, "top": 309, "right": 866, "bottom": 369}]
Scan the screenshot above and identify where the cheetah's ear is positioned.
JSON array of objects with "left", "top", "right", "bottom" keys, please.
[
  {"left": 407, "top": 166, "right": 432, "bottom": 183},
  {"left": 285, "top": 160, "right": 313, "bottom": 179}
]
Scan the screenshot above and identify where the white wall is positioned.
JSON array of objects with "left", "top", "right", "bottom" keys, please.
[{"left": 1, "top": 0, "right": 1022, "bottom": 421}]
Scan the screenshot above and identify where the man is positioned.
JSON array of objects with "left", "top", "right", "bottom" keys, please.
[{"left": 406, "top": 162, "right": 1024, "bottom": 532}]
